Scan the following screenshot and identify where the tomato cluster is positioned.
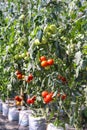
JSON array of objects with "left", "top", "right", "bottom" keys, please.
[
  {"left": 42, "top": 91, "right": 53, "bottom": 104},
  {"left": 57, "top": 93, "right": 67, "bottom": 101},
  {"left": 27, "top": 95, "right": 36, "bottom": 104},
  {"left": 58, "top": 75, "right": 67, "bottom": 84},
  {"left": 26, "top": 74, "right": 33, "bottom": 83},
  {"left": 40, "top": 56, "right": 54, "bottom": 68},
  {"left": 15, "top": 70, "right": 33, "bottom": 83},
  {"left": 15, "top": 70, "right": 24, "bottom": 80}
]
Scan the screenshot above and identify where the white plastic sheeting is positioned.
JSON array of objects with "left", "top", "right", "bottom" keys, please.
[
  {"left": 47, "top": 123, "right": 64, "bottom": 130},
  {"left": 19, "top": 110, "right": 33, "bottom": 127},
  {"left": 65, "top": 124, "right": 75, "bottom": 130},
  {"left": 2, "top": 103, "right": 9, "bottom": 116},
  {"left": 8, "top": 107, "right": 19, "bottom": 121},
  {"left": 29, "top": 115, "right": 46, "bottom": 130}
]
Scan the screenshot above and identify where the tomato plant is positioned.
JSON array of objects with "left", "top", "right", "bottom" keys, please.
[{"left": 0, "top": 0, "right": 87, "bottom": 128}]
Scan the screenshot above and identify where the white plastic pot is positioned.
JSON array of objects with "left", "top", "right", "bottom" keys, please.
[
  {"left": 8, "top": 107, "right": 19, "bottom": 121},
  {"left": 65, "top": 123, "right": 75, "bottom": 130},
  {"left": 47, "top": 123, "right": 64, "bottom": 130},
  {"left": 29, "top": 115, "right": 46, "bottom": 130},
  {"left": 19, "top": 110, "right": 33, "bottom": 127},
  {"left": 2, "top": 103, "right": 9, "bottom": 116}
]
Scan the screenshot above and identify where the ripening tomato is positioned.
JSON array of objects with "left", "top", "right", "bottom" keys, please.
[
  {"left": 47, "top": 59, "right": 54, "bottom": 66},
  {"left": 22, "top": 75, "right": 25, "bottom": 79},
  {"left": 61, "top": 94, "right": 67, "bottom": 100},
  {"left": 16, "top": 101, "right": 21, "bottom": 106},
  {"left": 17, "top": 74, "right": 22, "bottom": 79},
  {"left": 42, "top": 91, "right": 48, "bottom": 98},
  {"left": 40, "top": 56, "right": 47, "bottom": 62},
  {"left": 41, "top": 60, "right": 48, "bottom": 67}
]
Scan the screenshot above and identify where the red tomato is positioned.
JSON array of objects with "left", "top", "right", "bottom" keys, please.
[
  {"left": 44, "top": 97, "right": 50, "bottom": 104},
  {"left": 41, "top": 91, "right": 48, "bottom": 98},
  {"left": 61, "top": 77, "right": 67, "bottom": 84},
  {"left": 15, "top": 70, "right": 21, "bottom": 75},
  {"left": 15, "top": 96, "right": 22, "bottom": 102},
  {"left": 17, "top": 74, "right": 22, "bottom": 79},
  {"left": 49, "top": 92, "right": 53, "bottom": 97},
  {"left": 15, "top": 96, "right": 19, "bottom": 100},
  {"left": 27, "top": 99, "right": 32, "bottom": 104},
  {"left": 44, "top": 95, "right": 52, "bottom": 104},
  {"left": 40, "top": 56, "right": 47, "bottom": 62},
  {"left": 27, "top": 98, "right": 35, "bottom": 104},
  {"left": 31, "top": 95, "right": 36, "bottom": 101},
  {"left": 18, "top": 97, "right": 22, "bottom": 102},
  {"left": 28, "top": 74, "right": 33, "bottom": 81},
  {"left": 41, "top": 60, "right": 48, "bottom": 67},
  {"left": 47, "top": 59, "right": 54, "bottom": 66},
  {"left": 61, "top": 94, "right": 67, "bottom": 100},
  {"left": 46, "top": 94, "right": 53, "bottom": 101},
  {"left": 30, "top": 99, "right": 35, "bottom": 104}
]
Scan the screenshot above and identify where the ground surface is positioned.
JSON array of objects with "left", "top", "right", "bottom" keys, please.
[
  {"left": 0, "top": 113, "right": 28, "bottom": 130},
  {"left": 0, "top": 112, "right": 87, "bottom": 130}
]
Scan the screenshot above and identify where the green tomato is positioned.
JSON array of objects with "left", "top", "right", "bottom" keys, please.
[
  {"left": 21, "top": 53, "right": 25, "bottom": 58},
  {"left": 24, "top": 56, "right": 28, "bottom": 60},
  {"left": 49, "top": 24, "right": 57, "bottom": 34},
  {"left": 34, "top": 39, "right": 41, "bottom": 45},
  {"left": 47, "top": 32, "right": 52, "bottom": 38},
  {"left": 19, "top": 14, "right": 25, "bottom": 20},
  {"left": 45, "top": 66, "right": 50, "bottom": 70},
  {"left": 44, "top": 25, "right": 51, "bottom": 33},
  {"left": 61, "top": 36, "right": 67, "bottom": 41},
  {"left": 14, "top": 55, "right": 19, "bottom": 60},
  {"left": 44, "top": 24, "right": 57, "bottom": 34},
  {"left": 42, "top": 37, "right": 47, "bottom": 44}
]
